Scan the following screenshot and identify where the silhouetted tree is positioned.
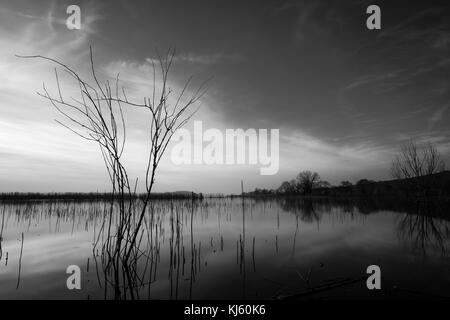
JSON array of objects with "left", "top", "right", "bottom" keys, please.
[
  {"left": 296, "top": 171, "right": 321, "bottom": 194},
  {"left": 391, "top": 140, "right": 445, "bottom": 179},
  {"left": 340, "top": 181, "right": 353, "bottom": 187},
  {"left": 19, "top": 47, "right": 207, "bottom": 299},
  {"left": 277, "top": 180, "right": 297, "bottom": 194},
  {"left": 356, "top": 179, "right": 375, "bottom": 185}
]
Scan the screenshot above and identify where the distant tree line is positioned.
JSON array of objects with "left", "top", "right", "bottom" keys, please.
[
  {"left": 245, "top": 172, "right": 382, "bottom": 196},
  {"left": 0, "top": 192, "right": 205, "bottom": 202},
  {"left": 248, "top": 140, "right": 447, "bottom": 197},
  {"left": 277, "top": 171, "right": 327, "bottom": 195}
]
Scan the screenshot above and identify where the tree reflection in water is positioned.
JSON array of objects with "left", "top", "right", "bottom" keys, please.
[
  {"left": 0, "top": 197, "right": 449, "bottom": 299},
  {"left": 396, "top": 201, "right": 450, "bottom": 257}
]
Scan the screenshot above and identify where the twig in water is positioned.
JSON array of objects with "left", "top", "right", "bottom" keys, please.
[{"left": 16, "top": 233, "right": 24, "bottom": 289}]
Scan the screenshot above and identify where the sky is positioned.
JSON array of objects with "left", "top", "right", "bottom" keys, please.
[{"left": 0, "top": 0, "right": 449, "bottom": 194}]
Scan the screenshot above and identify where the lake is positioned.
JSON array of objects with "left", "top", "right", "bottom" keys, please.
[{"left": 0, "top": 197, "right": 449, "bottom": 299}]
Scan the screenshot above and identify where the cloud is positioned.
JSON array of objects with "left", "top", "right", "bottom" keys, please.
[
  {"left": 428, "top": 105, "right": 450, "bottom": 129},
  {"left": 280, "top": 128, "right": 392, "bottom": 174},
  {"left": 144, "top": 52, "right": 243, "bottom": 66},
  {"left": 1, "top": 0, "right": 449, "bottom": 193},
  {"left": 175, "top": 53, "right": 243, "bottom": 65}
]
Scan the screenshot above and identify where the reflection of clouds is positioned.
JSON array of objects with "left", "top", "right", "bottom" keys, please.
[
  {"left": 1, "top": 199, "right": 449, "bottom": 298},
  {"left": 1, "top": 232, "right": 91, "bottom": 275},
  {"left": 0, "top": 230, "right": 93, "bottom": 299}
]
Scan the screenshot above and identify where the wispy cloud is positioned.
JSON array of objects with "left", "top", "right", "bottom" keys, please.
[
  {"left": 1, "top": 0, "right": 449, "bottom": 193},
  {"left": 428, "top": 105, "right": 449, "bottom": 129},
  {"left": 145, "top": 52, "right": 243, "bottom": 66}
]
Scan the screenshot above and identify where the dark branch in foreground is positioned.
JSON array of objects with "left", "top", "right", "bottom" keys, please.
[{"left": 17, "top": 47, "right": 207, "bottom": 299}]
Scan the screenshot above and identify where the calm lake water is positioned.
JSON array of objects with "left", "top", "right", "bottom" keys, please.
[{"left": 0, "top": 197, "right": 449, "bottom": 300}]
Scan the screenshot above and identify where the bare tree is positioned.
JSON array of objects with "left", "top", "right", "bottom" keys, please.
[
  {"left": 391, "top": 140, "right": 445, "bottom": 180},
  {"left": 296, "top": 171, "right": 321, "bottom": 194},
  {"left": 277, "top": 180, "right": 297, "bottom": 194},
  {"left": 18, "top": 47, "right": 207, "bottom": 299}
]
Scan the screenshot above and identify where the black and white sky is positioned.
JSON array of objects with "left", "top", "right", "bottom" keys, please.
[{"left": 0, "top": 0, "right": 449, "bottom": 193}]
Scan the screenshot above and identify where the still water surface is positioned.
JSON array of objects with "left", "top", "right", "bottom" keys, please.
[{"left": 0, "top": 198, "right": 449, "bottom": 299}]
